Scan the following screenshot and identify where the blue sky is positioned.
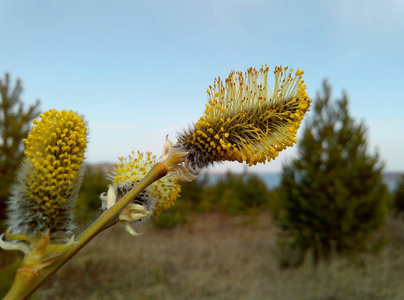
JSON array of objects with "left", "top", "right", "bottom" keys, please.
[{"left": 1, "top": 0, "right": 403, "bottom": 173}]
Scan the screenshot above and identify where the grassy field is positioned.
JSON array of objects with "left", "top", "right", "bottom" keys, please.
[
  {"left": 2, "top": 212, "right": 404, "bottom": 299},
  {"left": 20, "top": 212, "right": 402, "bottom": 300}
]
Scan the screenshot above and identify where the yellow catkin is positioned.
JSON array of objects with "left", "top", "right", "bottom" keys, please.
[
  {"left": 178, "top": 65, "right": 310, "bottom": 168},
  {"left": 7, "top": 109, "right": 87, "bottom": 239},
  {"left": 108, "top": 151, "right": 181, "bottom": 215}
]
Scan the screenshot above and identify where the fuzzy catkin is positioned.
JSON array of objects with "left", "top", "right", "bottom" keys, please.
[
  {"left": 6, "top": 109, "right": 87, "bottom": 241},
  {"left": 177, "top": 65, "right": 310, "bottom": 169}
]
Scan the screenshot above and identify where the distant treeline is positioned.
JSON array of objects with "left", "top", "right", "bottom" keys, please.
[
  {"left": 76, "top": 165, "right": 403, "bottom": 226},
  {"left": 204, "top": 171, "right": 402, "bottom": 192},
  {"left": 76, "top": 167, "right": 283, "bottom": 223}
]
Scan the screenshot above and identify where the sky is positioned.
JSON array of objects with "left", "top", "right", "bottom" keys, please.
[{"left": 1, "top": 0, "right": 403, "bottom": 173}]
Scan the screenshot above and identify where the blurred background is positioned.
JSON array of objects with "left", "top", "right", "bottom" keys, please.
[{"left": 1, "top": 1, "right": 404, "bottom": 299}]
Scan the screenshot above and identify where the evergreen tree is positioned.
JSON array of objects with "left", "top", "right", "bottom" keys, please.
[
  {"left": 202, "top": 171, "right": 269, "bottom": 214},
  {"left": 75, "top": 165, "right": 110, "bottom": 221},
  {"left": 241, "top": 172, "right": 269, "bottom": 209},
  {"left": 0, "top": 73, "right": 40, "bottom": 229},
  {"left": 394, "top": 175, "right": 404, "bottom": 215},
  {"left": 179, "top": 173, "right": 209, "bottom": 210},
  {"left": 277, "top": 80, "right": 388, "bottom": 264}
]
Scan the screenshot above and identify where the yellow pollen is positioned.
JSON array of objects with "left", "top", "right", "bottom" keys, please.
[
  {"left": 22, "top": 109, "right": 87, "bottom": 233},
  {"left": 179, "top": 65, "right": 310, "bottom": 166}
]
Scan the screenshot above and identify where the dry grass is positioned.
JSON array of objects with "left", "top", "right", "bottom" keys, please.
[{"left": 29, "top": 213, "right": 404, "bottom": 299}]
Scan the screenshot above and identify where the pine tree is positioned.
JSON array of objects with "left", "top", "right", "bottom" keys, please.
[
  {"left": 394, "top": 175, "right": 404, "bottom": 215},
  {"left": 277, "top": 80, "right": 388, "bottom": 264},
  {"left": 202, "top": 170, "right": 269, "bottom": 214},
  {"left": 0, "top": 73, "right": 40, "bottom": 229}
]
